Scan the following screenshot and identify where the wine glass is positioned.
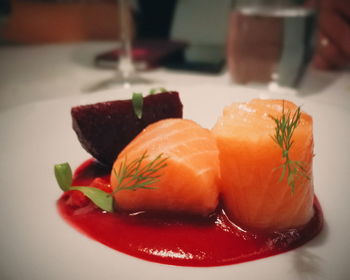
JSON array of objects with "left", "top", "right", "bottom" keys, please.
[
  {"left": 84, "top": 0, "right": 150, "bottom": 92},
  {"left": 227, "top": 0, "right": 318, "bottom": 93}
]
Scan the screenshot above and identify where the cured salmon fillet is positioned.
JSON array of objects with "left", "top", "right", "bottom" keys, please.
[
  {"left": 110, "top": 119, "right": 220, "bottom": 216},
  {"left": 212, "top": 99, "right": 314, "bottom": 231}
]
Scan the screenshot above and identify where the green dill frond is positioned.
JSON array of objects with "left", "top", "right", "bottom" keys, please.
[
  {"left": 113, "top": 151, "right": 168, "bottom": 194},
  {"left": 270, "top": 101, "right": 310, "bottom": 192}
]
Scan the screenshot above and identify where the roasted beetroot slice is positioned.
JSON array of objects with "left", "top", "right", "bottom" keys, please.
[{"left": 71, "top": 91, "right": 183, "bottom": 167}]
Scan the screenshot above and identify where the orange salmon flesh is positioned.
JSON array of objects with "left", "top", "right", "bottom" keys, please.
[
  {"left": 111, "top": 119, "right": 220, "bottom": 216},
  {"left": 212, "top": 99, "right": 314, "bottom": 231}
]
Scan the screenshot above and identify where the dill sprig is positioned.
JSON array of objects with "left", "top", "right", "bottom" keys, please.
[
  {"left": 270, "top": 102, "right": 310, "bottom": 192},
  {"left": 113, "top": 151, "right": 168, "bottom": 193}
]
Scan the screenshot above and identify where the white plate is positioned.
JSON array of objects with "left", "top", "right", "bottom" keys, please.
[{"left": 0, "top": 85, "right": 349, "bottom": 280}]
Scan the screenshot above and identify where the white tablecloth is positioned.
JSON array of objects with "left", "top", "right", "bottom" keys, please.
[{"left": 0, "top": 41, "right": 349, "bottom": 111}]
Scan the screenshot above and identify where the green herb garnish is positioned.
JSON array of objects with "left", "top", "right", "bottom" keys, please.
[
  {"left": 132, "top": 88, "right": 168, "bottom": 118},
  {"left": 270, "top": 102, "right": 310, "bottom": 192},
  {"left": 132, "top": 92, "right": 143, "bottom": 119},
  {"left": 54, "top": 163, "right": 113, "bottom": 212},
  {"left": 113, "top": 151, "right": 167, "bottom": 193},
  {"left": 54, "top": 152, "right": 167, "bottom": 212},
  {"left": 54, "top": 162, "right": 72, "bottom": 192},
  {"left": 149, "top": 87, "right": 167, "bottom": 95},
  {"left": 70, "top": 186, "right": 114, "bottom": 212}
]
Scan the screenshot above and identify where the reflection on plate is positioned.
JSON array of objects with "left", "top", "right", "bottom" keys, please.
[{"left": 0, "top": 85, "right": 349, "bottom": 280}]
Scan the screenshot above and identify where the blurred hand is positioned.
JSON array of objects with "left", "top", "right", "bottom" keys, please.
[{"left": 313, "top": 0, "right": 350, "bottom": 70}]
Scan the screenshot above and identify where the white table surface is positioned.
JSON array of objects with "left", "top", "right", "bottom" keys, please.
[{"left": 0, "top": 41, "right": 349, "bottom": 112}]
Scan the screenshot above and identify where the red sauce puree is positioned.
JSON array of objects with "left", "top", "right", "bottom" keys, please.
[{"left": 57, "top": 159, "right": 323, "bottom": 267}]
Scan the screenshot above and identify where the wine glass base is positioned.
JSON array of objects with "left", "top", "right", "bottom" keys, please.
[{"left": 82, "top": 73, "right": 152, "bottom": 93}]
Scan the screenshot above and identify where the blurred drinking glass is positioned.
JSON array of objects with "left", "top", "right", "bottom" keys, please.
[
  {"left": 84, "top": 0, "right": 149, "bottom": 92},
  {"left": 227, "top": 0, "right": 317, "bottom": 91}
]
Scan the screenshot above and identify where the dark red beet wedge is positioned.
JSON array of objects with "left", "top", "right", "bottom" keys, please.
[{"left": 71, "top": 92, "right": 183, "bottom": 167}]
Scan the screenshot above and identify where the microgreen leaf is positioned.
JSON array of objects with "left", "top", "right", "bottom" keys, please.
[
  {"left": 54, "top": 152, "right": 167, "bottom": 212},
  {"left": 70, "top": 187, "right": 114, "bottom": 212},
  {"left": 132, "top": 92, "right": 143, "bottom": 119},
  {"left": 54, "top": 162, "right": 113, "bottom": 212},
  {"left": 149, "top": 87, "right": 167, "bottom": 95},
  {"left": 54, "top": 163, "right": 72, "bottom": 192}
]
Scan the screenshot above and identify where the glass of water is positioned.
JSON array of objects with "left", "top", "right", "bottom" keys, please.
[
  {"left": 227, "top": 0, "right": 318, "bottom": 91},
  {"left": 84, "top": 0, "right": 150, "bottom": 93}
]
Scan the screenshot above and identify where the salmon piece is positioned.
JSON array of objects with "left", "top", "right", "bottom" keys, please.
[
  {"left": 212, "top": 99, "right": 314, "bottom": 231},
  {"left": 110, "top": 119, "right": 220, "bottom": 216}
]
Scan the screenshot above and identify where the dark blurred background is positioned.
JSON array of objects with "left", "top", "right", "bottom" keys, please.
[
  {"left": 0, "top": 0, "right": 349, "bottom": 71},
  {"left": 135, "top": 0, "right": 177, "bottom": 39},
  {"left": 0, "top": 0, "right": 11, "bottom": 16},
  {"left": 0, "top": 0, "right": 179, "bottom": 43}
]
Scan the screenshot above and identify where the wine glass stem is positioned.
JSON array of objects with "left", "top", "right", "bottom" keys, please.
[{"left": 118, "top": 0, "right": 135, "bottom": 79}]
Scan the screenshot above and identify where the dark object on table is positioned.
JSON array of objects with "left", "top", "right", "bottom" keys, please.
[
  {"left": 165, "top": 0, "right": 231, "bottom": 74},
  {"left": 164, "top": 44, "right": 226, "bottom": 74},
  {"left": 71, "top": 91, "right": 183, "bottom": 167},
  {"left": 94, "top": 39, "right": 187, "bottom": 70},
  {"left": 164, "top": 59, "right": 225, "bottom": 74}
]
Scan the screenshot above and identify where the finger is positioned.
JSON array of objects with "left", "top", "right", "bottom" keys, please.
[
  {"left": 333, "top": 0, "right": 350, "bottom": 17},
  {"left": 320, "top": 0, "right": 349, "bottom": 11},
  {"left": 314, "top": 33, "right": 348, "bottom": 69},
  {"left": 318, "top": 10, "right": 350, "bottom": 59},
  {"left": 313, "top": 53, "right": 330, "bottom": 70},
  {"left": 319, "top": 0, "right": 350, "bottom": 22}
]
